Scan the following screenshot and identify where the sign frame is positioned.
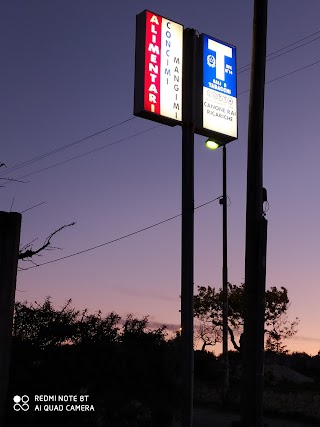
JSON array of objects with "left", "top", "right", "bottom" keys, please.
[
  {"left": 195, "top": 33, "right": 238, "bottom": 145},
  {"left": 134, "top": 10, "right": 184, "bottom": 127}
]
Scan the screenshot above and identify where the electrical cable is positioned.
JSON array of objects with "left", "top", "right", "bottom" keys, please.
[
  {"left": 10, "top": 55, "right": 320, "bottom": 183},
  {"left": 264, "top": 28, "right": 320, "bottom": 57},
  {"left": 20, "top": 201, "right": 47, "bottom": 214},
  {"left": 4, "top": 53, "right": 317, "bottom": 185},
  {"left": 15, "top": 34, "right": 320, "bottom": 272},
  {"left": 237, "top": 29, "right": 320, "bottom": 73},
  {"left": 13, "top": 124, "right": 162, "bottom": 181},
  {"left": 238, "top": 58, "right": 320, "bottom": 95},
  {"left": 3, "top": 29, "right": 320, "bottom": 180},
  {"left": 0, "top": 117, "right": 137, "bottom": 177},
  {"left": 18, "top": 196, "right": 222, "bottom": 271}
]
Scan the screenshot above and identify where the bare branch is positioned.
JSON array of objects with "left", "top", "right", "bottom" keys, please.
[
  {"left": 20, "top": 238, "right": 38, "bottom": 253},
  {"left": 19, "top": 222, "right": 76, "bottom": 260}
]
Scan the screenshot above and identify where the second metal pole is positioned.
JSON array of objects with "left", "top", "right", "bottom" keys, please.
[
  {"left": 181, "top": 28, "right": 196, "bottom": 427},
  {"left": 222, "top": 145, "right": 229, "bottom": 403}
]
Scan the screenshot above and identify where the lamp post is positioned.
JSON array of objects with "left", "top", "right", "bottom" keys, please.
[{"left": 205, "top": 140, "right": 229, "bottom": 402}]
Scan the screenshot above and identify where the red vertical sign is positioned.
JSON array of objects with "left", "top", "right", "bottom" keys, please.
[{"left": 144, "top": 12, "right": 162, "bottom": 115}]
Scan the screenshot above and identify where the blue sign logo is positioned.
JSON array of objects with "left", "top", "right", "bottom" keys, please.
[{"left": 203, "top": 35, "right": 236, "bottom": 98}]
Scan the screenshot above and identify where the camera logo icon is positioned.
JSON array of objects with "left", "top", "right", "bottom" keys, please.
[{"left": 13, "top": 395, "right": 29, "bottom": 411}]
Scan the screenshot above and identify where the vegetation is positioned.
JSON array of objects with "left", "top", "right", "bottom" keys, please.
[
  {"left": 194, "top": 283, "right": 299, "bottom": 353},
  {"left": 7, "top": 295, "right": 319, "bottom": 426},
  {"left": 8, "top": 298, "right": 181, "bottom": 427}
]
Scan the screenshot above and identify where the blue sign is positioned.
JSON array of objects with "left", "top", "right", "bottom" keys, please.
[
  {"left": 203, "top": 34, "right": 237, "bottom": 98},
  {"left": 196, "top": 33, "right": 238, "bottom": 143}
]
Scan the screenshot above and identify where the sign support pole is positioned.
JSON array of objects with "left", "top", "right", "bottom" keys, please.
[
  {"left": 222, "top": 144, "right": 229, "bottom": 403},
  {"left": 180, "top": 28, "right": 196, "bottom": 427},
  {"left": 240, "top": 1, "right": 268, "bottom": 426}
]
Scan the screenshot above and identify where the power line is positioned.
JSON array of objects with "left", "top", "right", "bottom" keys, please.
[
  {"left": 18, "top": 196, "right": 222, "bottom": 271},
  {"left": 238, "top": 35, "right": 320, "bottom": 74},
  {"left": 4, "top": 29, "right": 320, "bottom": 181},
  {"left": 4, "top": 31, "right": 320, "bottom": 186},
  {"left": 20, "top": 201, "right": 47, "bottom": 214},
  {"left": 265, "top": 28, "right": 320, "bottom": 57},
  {"left": 0, "top": 117, "right": 136, "bottom": 177},
  {"left": 264, "top": 58, "right": 320, "bottom": 85},
  {"left": 238, "top": 58, "right": 320, "bottom": 95},
  {"left": 13, "top": 125, "right": 161, "bottom": 181},
  {"left": 237, "top": 28, "right": 320, "bottom": 73},
  {"left": 10, "top": 56, "right": 320, "bottom": 183},
  {"left": 13, "top": 32, "right": 320, "bottom": 272}
]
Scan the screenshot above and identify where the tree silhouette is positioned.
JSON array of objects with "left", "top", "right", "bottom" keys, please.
[
  {"left": 10, "top": 299, "right": 180, "bottom": 426},
  {"left": 194, "top": 283, "right": 299, "bottom": 353},
  {"left": 13, "top": 297, "right": 78, "bottom": 347}
]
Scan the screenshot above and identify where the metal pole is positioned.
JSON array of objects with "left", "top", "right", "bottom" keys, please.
[
  {"left": 181, "top": 28, "right": 196, "bottom": 427},
  {"left": 240, "top": 0, "right": 268, "bottom": 426},
  {"left": 0, "top": 212, "right": 22, "bottom": 424},
  {"left": 222, "top": 145, "right": 229, "bottom": 403}
]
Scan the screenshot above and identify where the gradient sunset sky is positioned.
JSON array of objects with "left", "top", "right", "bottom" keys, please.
[{"left": 1, "top": 0, "right": 320, "bottom": 355}]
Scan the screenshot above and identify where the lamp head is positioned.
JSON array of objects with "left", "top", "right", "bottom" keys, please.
[{"left": 205, "top": 139, "right": 220, "bottom": 150}]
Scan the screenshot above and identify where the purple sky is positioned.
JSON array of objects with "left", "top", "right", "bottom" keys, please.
[{"left": 1, "top": 0, "right": 320, "bottom": 355}]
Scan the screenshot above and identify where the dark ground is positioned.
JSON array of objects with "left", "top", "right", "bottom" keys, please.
[{"left": 193, "top": 407, "right": 317, "bottom": 427}]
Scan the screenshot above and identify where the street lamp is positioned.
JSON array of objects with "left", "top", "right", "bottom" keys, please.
[
  {"left": 205, "top": 140, "right": 220, "bottom": 150},
  {"left": 205, "top": 138, "right": 229, "bottom": 402}
]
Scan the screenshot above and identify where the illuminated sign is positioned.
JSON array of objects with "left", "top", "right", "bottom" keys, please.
[
  {"left": 134, "top": 10, "right": 183, "bottom": 126},
  {"left": 195, "top": 34, "right": 237, "bottom": 144}
]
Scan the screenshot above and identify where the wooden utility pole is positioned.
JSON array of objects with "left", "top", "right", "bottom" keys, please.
[
  {"left": 0, "top": 212, "right": 22, "bottom": 424},
  {"left": 240, "top": 0, "right": 269, "bottom": 426}
]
